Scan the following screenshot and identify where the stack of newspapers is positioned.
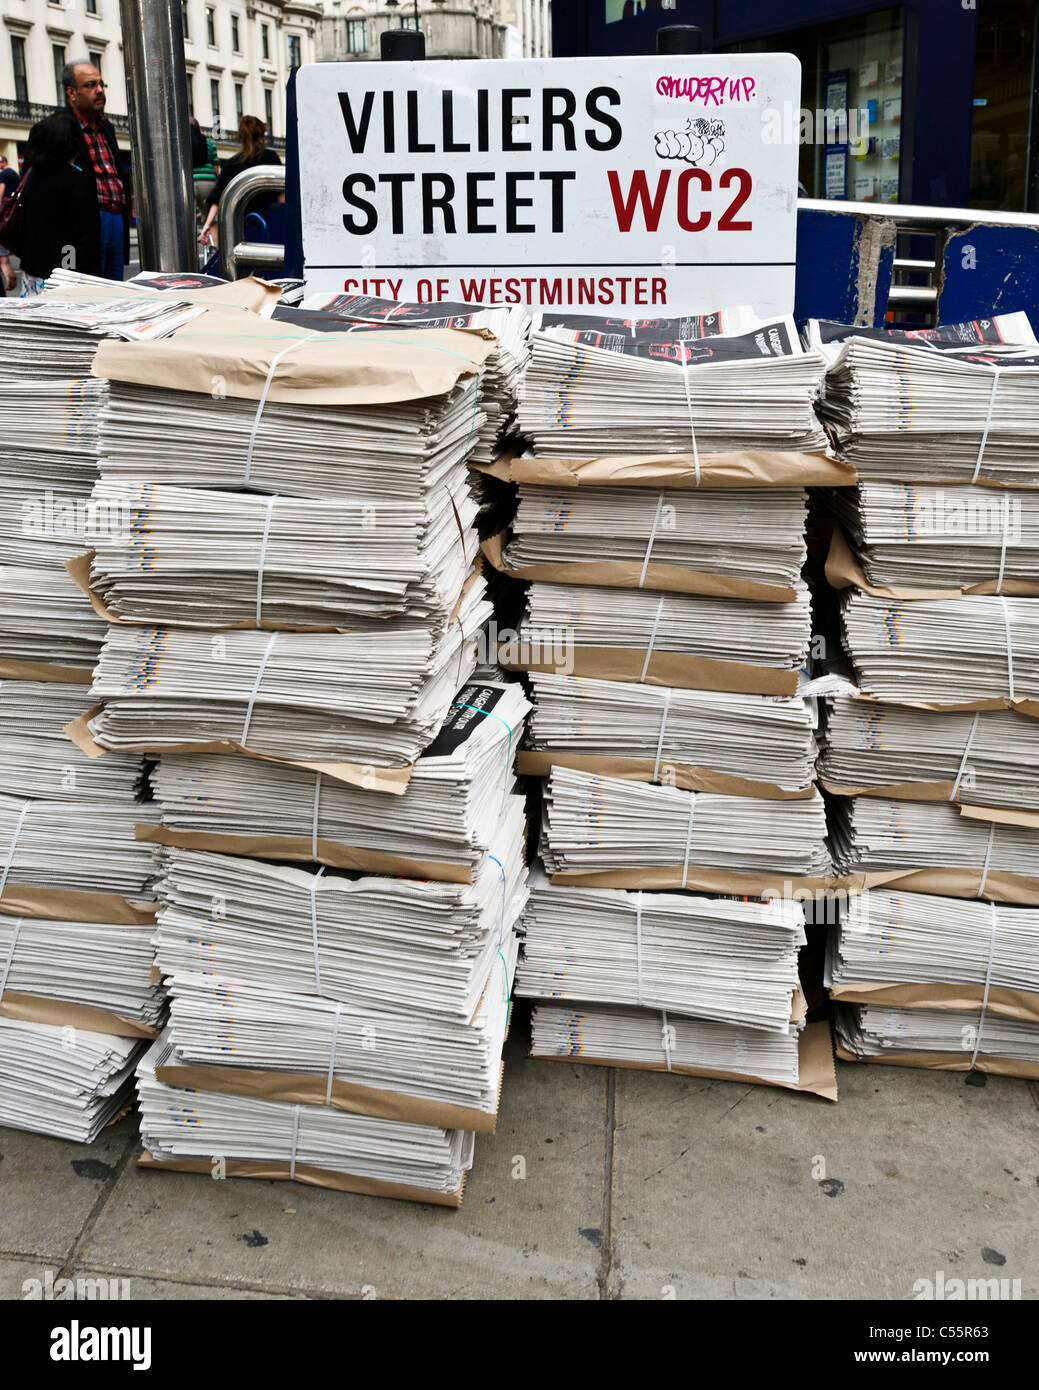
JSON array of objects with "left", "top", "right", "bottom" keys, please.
[
  {"left": 0, "top": 669, "right": 160, "bottom": 1142},
  {"left": 828, "top": 889, "right": 1039, "bottom": 1079},
  {"left": 0, "top": 281, "right": 286, "bottom": 1143},
  {"left": 518, "top": 312, "right": 828, "bottom": 457},
  {"left": 495, "top": 309, "right": 836, "bottom": 1097},
  {"left": 818, "top": 308, "right": 1039, "bottom": 1079},
  {"left": 812, "top": 312, "right": 1039, "bottom": 485},
  {"left": 274, "top": 292, "right": 531, "bottom": 466},
  {"left": 828, "top": 483, "right": 1039, "bottom": 593},
  {"left": 85, "top": 313, "right": 531, "bottom": 1203}
]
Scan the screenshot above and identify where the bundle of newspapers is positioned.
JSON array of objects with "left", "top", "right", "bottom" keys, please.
[
  {"left": 829, "top": 483, "right": 1039, "bottom": 592},
  {"left": 0, "top": 681, "right": 144, "bottom": 801},
  {"left": 137, "top": 1032, "right": 475, "bottom": 1201},
  {"left": 87, "top": 595, "right": 490, "bottom": 767},
  {"left": 829, "top": 795, "right": 1039, "bottom": 894},
  {"left": 518, "top": 311, "right": 828, "bottom": 457},
  {"left": 0, "top": 566, "right": 108, "bottom": 671},
  {"left": 523, "top": 673, "right": 817, "bottom": 792},
  {"left": 0, "top": 290, "right": 207, "bottom": 514},
  {"left": 0, "top": 1019, "right": 141, "bottom": 1142},
  {"left": 85, "top": 479, "right": 480, "bottom": 629},
  {"left": 530, "top": 1004, "right": 805, "bottom": 1087},
  {"left": 812, "top": 311, "right": 1039, "bottom": 485},
  {"left": 149, "top": 680, "right": 530, "bottom": 872},
  {"left": 0, "top": 793, "right": 161, "bottom": 898},
  {"left": 840, "top": 592, "right": 1039, "bottom": 703},
  {"left": 155, "top": 841, "right": 527, "bottom": 1022},
  {"left": 275, "top": 292, "right": 531, "bottom": 464},
  {"left": 517, "top": 583, "right": 812, "bottom": 678},
  {"left": 516, "top": 875, "right": 804, "bottom": 1031},
  {"left": 540, "top": 768, "right": 830, "bottom": 883},
  {"left": 829, "top": 888, "right": 1039, "bottom": 1075},
  {"left": 820, "top": 694, "right": 1039, "bottom": 812},
  {"left": 0, "top": 916, "right": 164, "bottom": 1031},
  {"left": 503, "top": 485, "right": 808, "bottom": 590},
  {"left": 98, "top": 375, "right": 486, "bottom": 500}
]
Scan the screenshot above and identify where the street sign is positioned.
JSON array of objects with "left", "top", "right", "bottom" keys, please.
[{"left": 297, "top": 54, "right": 801, "bottom": 317}]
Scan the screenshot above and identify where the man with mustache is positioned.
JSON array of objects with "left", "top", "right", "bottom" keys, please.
[{"left": 29, "top": 59, "right": 130, "bottom": 281}]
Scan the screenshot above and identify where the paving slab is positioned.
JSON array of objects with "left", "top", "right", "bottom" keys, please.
[
  {"left": 608, "top": 1058, "right": 1039, "bottom": 1300},
  {"left": 78, "top": 1035, "right": 606, "bottom": 1299},
  {"left": 0, "top": 1114, "right": 137, "bottom": 1262}
]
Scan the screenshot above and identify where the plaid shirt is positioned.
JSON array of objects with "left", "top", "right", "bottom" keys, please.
[{"left": 76, "top": 115, "right": 125, "bottom": 211}]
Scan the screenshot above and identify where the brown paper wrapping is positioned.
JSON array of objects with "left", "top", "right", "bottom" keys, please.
[
  {"left": 481, "top": 531, "right": 797, "bottom": 602},
  {"left": 473, "top": 450, "right": 857, "bottom": 490},
  {"left": 0, "top": 659, "right": 92, "bottom": 684},
  {"left": 93, "top": 315, "right": 495, "bottom": 406},
  {"left": 834, "top": 1042, "right": 1039, "bottom": 1081},
  {"left": 517, "top": 749, "right": 814, "bottom": 800},
  {"left": 500, "top": 646, "right": 799, "bottom": 696},
  {"left": 957, "top": 802, "right": 1039, "bottom": 831},
  {"left": 152, "top": 1058, "right": 504, "bottom": 1134},
  {"left": 837, "top": 868, "right": 1039, "bottom": 907},
  {"left": 535, "top": 1020, "right": 837, "bottom": 1100},
  {"left": 64, "top": 706, "right": 414, "bottom": 795},
  {"left": 136, "top": 824, "right": 473, "bottom": 886},
  {"left": 0, "top": 990, "right": 159, "bottom": 1040},
  {"left": 842, "top": 687, "right": 1039, "bottom": 721},
  {"left": 0, "top": 886, "right": 157, "bottom": 924},
  {"left": 137, "top": 1152, "right": 466, "bottom": 1207},
  {"left": 830, "top": 979, "right": 1039, "bottom": 1024},
  {"left": 825, "top": 524, "right": 1039, "bottom": 600},
  {"left": 821, "top": 776, "right": 963, "bottom": 803},
  {"left": 549, "top": 867, "right": 835, "bottom": 895}
]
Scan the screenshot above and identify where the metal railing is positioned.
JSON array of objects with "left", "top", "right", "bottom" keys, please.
[
  {"left": 799, "top": 197, "right": 1039, "bottom": 317},
  {"left": 216, "top": 164, "right": 286, "bottom": 279}
]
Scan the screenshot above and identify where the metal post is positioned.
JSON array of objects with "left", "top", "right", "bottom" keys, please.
[
  {"left": 118, "top": 0, "right": 197, "bottom": 271},
  {"left": 656, "top": 25, "right": 705, "bottom": 55}
]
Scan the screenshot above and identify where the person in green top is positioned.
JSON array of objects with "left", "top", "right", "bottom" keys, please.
[{"left": 189, "top": 116, "right": 219, "bottom": 213}]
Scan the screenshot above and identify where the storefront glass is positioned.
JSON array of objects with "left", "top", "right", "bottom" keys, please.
[{"left": 969, "top": 0, "right": 1037, "bottom": 210}]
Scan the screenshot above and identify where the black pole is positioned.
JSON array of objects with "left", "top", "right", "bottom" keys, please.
[
  {"left": 656, "top": 25, "right": 705, "bottom": 54},
  {"left": 381, "top": 27, "right": 425, "bottom": 59}
]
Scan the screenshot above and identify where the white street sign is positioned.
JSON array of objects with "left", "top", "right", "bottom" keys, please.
[{"left": 297, "top": 54, "right": 801, "bottom": 317}]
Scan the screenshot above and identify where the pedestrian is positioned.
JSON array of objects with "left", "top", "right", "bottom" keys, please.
[
  {"left": 12, "top": 113, "right": 101, "bottom": 295},
  {"left": 28, "top": 59, "right": 130, "bottom": 282},
  {"left": 190, "top": 117, "right": 219, "bottom": 215},
  {"left": 199, "top": 115, "right": 281, "bottom": 249},
  {"left": 0, "top": 156, "right": 18, "bottom": 198}
]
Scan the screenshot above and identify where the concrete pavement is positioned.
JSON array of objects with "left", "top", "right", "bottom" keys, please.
[{"left": 2, "top": 1018, "right": 1037, "bottom": 1300}]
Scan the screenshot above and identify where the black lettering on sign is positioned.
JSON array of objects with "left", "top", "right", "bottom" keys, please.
[
  {"left": 342, "top": 173, "right": 377, "bottom": 233},
  {"left": 338, "top": 91, "right": 375, "bottom": 152},
  {"left": 586, "top": 87, "right": 622, "bottom": 150},
  {"left": 542, "top": 88, "right": 577, "bottom": 151}
]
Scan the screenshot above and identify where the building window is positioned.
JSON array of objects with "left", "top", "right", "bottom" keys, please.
[
  {"left": 88, "top": 51, "right": 103, "bottom": 77},
  {"left": 234, "top": 81, "right": 243, "bottom": 124},
  {"left": 347, "top": 18, "right": 366, "bottom": 53},
  {"left": 206, "top": 6, "right": 216, "bottom": 45},
  {"left": 264, "top": 86, "right": 273, "bottom": 135},
  {"left": 401, "top": 15, "right": 418, "bottom": 30},
  {"left": 53, "top": 44, "right": 67, "bottom": 105},
  {"left": 181, "top": 0, "right": 190, "bottom": 41},
  {"left": 210, "top": 76, "right": 221, "bottom": 129},
  {"left": 288, "top": 34, "right": 302, "bottom": 68},
  {"left": 231, "top": 15, "right": 240, "bottom": 51},
  {"left": 11, "top": 36, "right": 28, "bottom": 108},
  {"left": 186, "top": 72, "right": 195, "bottom": 117},
  {"left": 86, "top": 0, "right": 98, "bottom": 13},
  {"left": 262, "top": 24, "right": 270, "bottom": 60}
]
